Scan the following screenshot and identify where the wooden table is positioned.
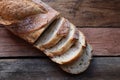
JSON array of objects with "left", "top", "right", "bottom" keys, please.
[{"left": 0, "top": 0, "right": 120, "bottom": 80}]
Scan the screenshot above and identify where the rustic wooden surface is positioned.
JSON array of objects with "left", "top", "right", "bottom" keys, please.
[
  {"left": 0, "top": 0, "right": 120, "bottom": 79},
  {"left": 0, "top": 27, "right": 120, "bottom": 57},
  {"left": 43, "top": 0, "right": 120, "bottom": 27},
  {"left": 0, "top": 57, "right": 120, "bottom": 80}
]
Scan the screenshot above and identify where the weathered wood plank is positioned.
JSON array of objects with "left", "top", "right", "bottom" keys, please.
[
  {"left": 42, "top": 0, "right": 120, "bottom": 26},
  {"left": 0, "top": 27, "right": 120, "bottom": 57},
  {"left": 0, "top": 57, "right": 120, "bottom": 80},
  {"left": 0, "top": 28, "right": 44, "bottom": 57},
  {"left": 80, "top": 28, "right": 120, "bottom": 56}
]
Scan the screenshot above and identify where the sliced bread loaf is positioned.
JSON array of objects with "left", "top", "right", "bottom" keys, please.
[
  {"left": 60, "top": 44, "right": 93, "bottom": 74},
  {"left": 44, "top": 23, "right": 77, "bottom": 57},
  {"left": 34, "top": 17, "right": 69, "bottom": 50},
  {"left": 50, "top": 30, "right": 85, "bottom": 64}
]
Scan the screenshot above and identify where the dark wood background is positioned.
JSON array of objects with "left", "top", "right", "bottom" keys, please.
[{"left": 0, "top": 0, "right": 120, "bottom": 80}]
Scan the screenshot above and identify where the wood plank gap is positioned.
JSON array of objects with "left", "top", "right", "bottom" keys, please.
[
  {"left": 93, "top": 56, "right": 120, "bottom": 57},
  {"left": 0, "top": 56, "right": 47, "bottom": 59},
  {"left": 0, "top": 56, "right": 119, "bottom": 60},
  {"left": 76, "top": 26, "right": 120, "bottom": 28}
]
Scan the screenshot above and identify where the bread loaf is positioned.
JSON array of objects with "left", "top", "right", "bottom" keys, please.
[{"left": 0, "top": 0, "right": 92, "bottom": 74}]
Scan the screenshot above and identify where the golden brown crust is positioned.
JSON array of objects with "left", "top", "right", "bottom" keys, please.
[
  {"left": 7, "top": 0, "right": 60, "bottom": 34},
  {"left": 0, "top": 0, "right": 47, "bottom": 25},
  {"left": 7, "top": 14, "right": 48, "bottom": 34}
]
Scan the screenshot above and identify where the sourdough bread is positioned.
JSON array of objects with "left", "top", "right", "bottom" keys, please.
[
  {"left": 50, "top": 31, "right": 85, "bottom": 64},
  {"left": 0, "top": 0, "right": 93, "bottom": 74},
  {"left": 60, "top": 44, "right": 93, "bottom": 74},
  {"left": 44, "top": 23, "right": 77, "bottom": 57},
  {"left": 34, "top": 17, "right": 69, "bottom": 50}
]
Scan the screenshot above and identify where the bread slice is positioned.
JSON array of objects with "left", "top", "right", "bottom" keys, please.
[
  {"left": 34, "top": 17, "right": 69, "bottom": 50},
  {"left": 79, "top": 31, "right": 86, "bottom": 47},
  {"left": 50, "top": 30, "right": 85, "bottom": 64},
  {"left": 5, "top": 0, "right": 60, "bottom": 44},
  {"left": 44, "top": 23, "right": 77, "bottom": 57},
  {"left": 60, "top": 44, "right": 93, "bottom": 74}
]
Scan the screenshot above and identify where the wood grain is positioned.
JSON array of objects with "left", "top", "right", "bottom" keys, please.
[
  {"left": 0, "top": 27, "right": 44, "bottom": 57},
  {"left": 0, "top": 27, "right": 120, "bottom": 57},
  {"left": 42, "top": 0, "right": 120, "bottom": 27},
  {"left": 0, "top": 57, "right": 120, "bottom": 80},
  {"left": 80, "top": 28, "right": 120, "bottom": 56}
]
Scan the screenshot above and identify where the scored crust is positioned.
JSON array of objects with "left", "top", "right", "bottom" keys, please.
[
  {"left": 0, "top": 0, "right": 47, "bottom": 21},
  {"left": 5, "top": 0, "right": 60, "bottom": 43}
]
